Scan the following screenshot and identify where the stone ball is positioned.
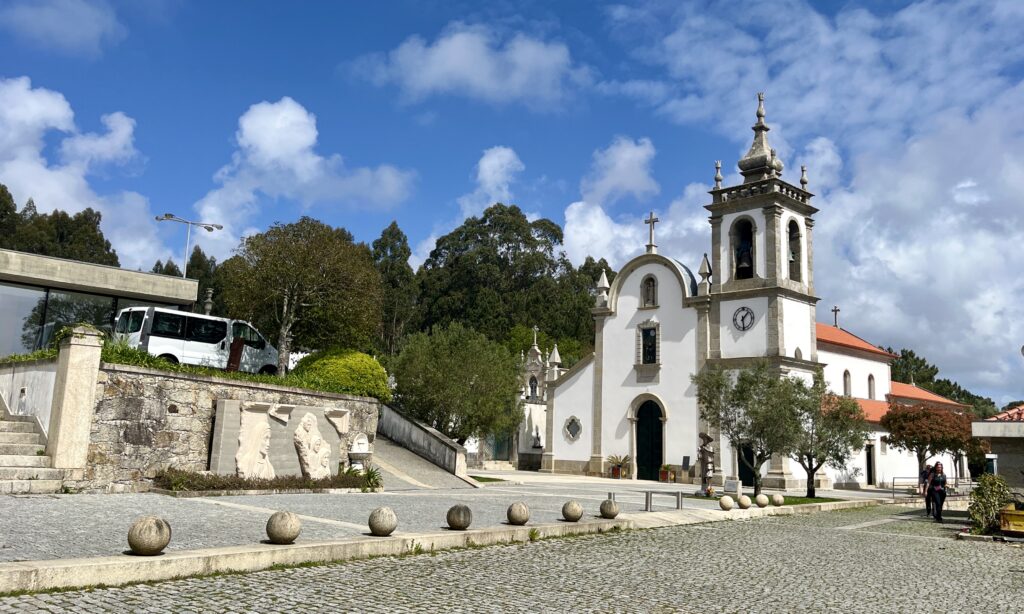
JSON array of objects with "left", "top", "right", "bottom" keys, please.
[
  {"left": 772, "top": 494, "right": 785, "bottom": 507},
  {"left": 446, "top": 504, "right": 473, "bottom": 531},
  {"left": 599, "top": 499, "right": 620, "bottom": 519},
  {"left": 719, "top": 495, "right": 735, "bottom": 511},
  {"left": 266, "top": 511, "right": 302, "bottom": 544},
  {"left": 561, "top": 500, "right": 584, "bottom": 522},
  {"left": 755, "top": 494, "right": 770, "bottom": 508},
  {"left": 127, "top": 516, "right": 171, "bottom": 556},
  {"left": 737, "top": 495, "right": 752, "bottom": 509},
  {"left": 368, "top": 506, "right": 398, "bottom": 537},
  {"left": 507, "top": 502, "right": 530, "bottom": 526}
]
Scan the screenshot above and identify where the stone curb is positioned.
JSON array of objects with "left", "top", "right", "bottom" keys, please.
[
  {"left": 621, "top": 498, "right": 885, "bottom": 529},
  {"left": 149, "top": 487, "right": 379, "bottom": 498},
  {"left": 0, "top": 518, "right": 630, "bottom": 595}
]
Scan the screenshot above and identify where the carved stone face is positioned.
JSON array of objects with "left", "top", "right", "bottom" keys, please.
[{"left": 259, "top": 427, "right": 271, "bottom": 458}]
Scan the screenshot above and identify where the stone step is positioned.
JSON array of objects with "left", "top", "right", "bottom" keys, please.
[
  {"left": 0, "top": 432, "right": 41, "bottom": 444},
  {"left": 0, "top": 454, "right": 51, "bottom": 468},
  {"left": 0, "top": 443, "right": 45, "bottom": 456},
  {"left": 0, "top": 466, "right": 62, "bottom": 480},
  {"left": 0, "top": 421, "right": 37, "bottom": 433},
  {"left": 0, "top": 413, "right": 37, "bottom": 423},
  {"left": 0, "top": 479, "right": 62, "bottom": 494}
]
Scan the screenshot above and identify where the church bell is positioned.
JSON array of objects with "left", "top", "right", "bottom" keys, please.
[{"left": 737, "top": 250, "right": 753, "bottom": 272}]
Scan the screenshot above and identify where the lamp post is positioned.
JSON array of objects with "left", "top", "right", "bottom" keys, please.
[{"left": 154, "top": 213, "right": 223, "bottom": 278}]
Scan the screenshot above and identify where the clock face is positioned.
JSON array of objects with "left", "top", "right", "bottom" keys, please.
[{"left": 732, "top": 306, "right": 755, "bottom": 331}]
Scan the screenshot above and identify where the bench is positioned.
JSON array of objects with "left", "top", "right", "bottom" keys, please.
[{"left": 643, "top": 490, "right": 686, "bottom": 511}]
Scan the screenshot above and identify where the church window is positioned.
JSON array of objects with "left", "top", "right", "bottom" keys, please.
[
  {"left": 880, "top": 438, "right": 887, "bottom": 455},
  {"left": 868, "top": 374, "right": 876, "bottom": 400},
  {"left": 563, "top": 416, "right": 582, "bottom": 442},
  {"left": 635, "top": 320, "right": 660, "bottom": 366},
  {"left": 641, "top": 275, "right": 658, "bottom": 307},
  {"left": 843, "top": 370, "right": 852, "bottom": 397},
  {"left": 788, "top": 220, "right": 802, "bottom": 282},
  {"left": 529, "top": 376, "right": 538, "bottom": 399},
  {"left": 730, "top": 218, "right": 756, "bottom": 280},
  {"left": 794, "top": 347, "right": 803, "bottom": 360}
]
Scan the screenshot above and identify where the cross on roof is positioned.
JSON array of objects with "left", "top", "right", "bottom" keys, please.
[
  {"left": 644, "top": 211, "right": 659, "bottom": 253},
  {"left": 831, "top": 305, "right": 840, "bottom": 327}
]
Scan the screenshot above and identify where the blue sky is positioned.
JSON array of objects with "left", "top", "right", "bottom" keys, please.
[{"left": 1, "top": 0, "right": 1023, "bottom": 404}]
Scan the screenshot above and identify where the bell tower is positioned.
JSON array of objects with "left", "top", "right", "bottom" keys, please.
[{"left": 705, "top": 93, "right": 820, "bottom": 367}]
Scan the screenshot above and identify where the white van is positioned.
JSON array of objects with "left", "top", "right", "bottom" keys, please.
[{"left": 113, "top": 307, "right": 279, "bottom": 375}]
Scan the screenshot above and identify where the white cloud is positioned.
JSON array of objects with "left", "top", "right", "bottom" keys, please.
[
  {"left": 353, "top": 21, "right": 591, "bottom": 109},
  {"left": 456, "top": 146, "right": 525, "bottom": 218},
  {"left": 193, "top": 97, "right": 416, "bottom": 257},
  {"left": 598, "top": 0, "right": 1024, "bottom": 401},
  {"left": 0, "top": 76, "right": 168, "bottom": 269},
  {"left": 580, "top": 136, "right": 659, "bottom": 206},
  {"left": 0, "top": 0, "right": 125, "bottom": 57}
]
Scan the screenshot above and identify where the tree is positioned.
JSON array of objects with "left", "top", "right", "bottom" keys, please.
[
  {"left": 372, "top": 221, "right": 417, "bottom": 356},
  {"left": 151, "top": 259, "right": 182, "bottom": 277},
  {"left": 504, "top": 323, "right": 583, "bottom": 369},
  {"left": 392, "top": 323, "right": 522, "bottom": 445},
  {"left": 927, "top": 378, "right": 997, "bottom": 420},
  {"left": 788, "top": 370, "right": 869, "bottom": 498},
  {"left": 0, "top": 184, "right": 17, "bottom": 244},
  {"left": 885, "top": 347, "right": 939, "bottom": 385},
  {"left": 219, "top": 217, "right": 382, "bottom": 374},
  {"left": 879, "top": 403, "right": 963, "bottom": 471},
  {"left": 692, "top": 362, "right": 802, "bottom": 495},
  {"left": 886, "top": 346, "right": 998, "bottom": 419},
  {"left": 186, "top": 246, "right": 221, "bottom": 313}
]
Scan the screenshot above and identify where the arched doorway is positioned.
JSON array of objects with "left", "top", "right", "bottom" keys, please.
[{"left": 635, "top": 400, "right": 664, "bottom": 481}]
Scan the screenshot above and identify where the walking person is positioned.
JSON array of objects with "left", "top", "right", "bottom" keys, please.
[
  {"left": 920, "top": 464, "right": 933, "bottom": 517},
  {"left": 927, "top": 462, "right": 948, "bottom": 523}
]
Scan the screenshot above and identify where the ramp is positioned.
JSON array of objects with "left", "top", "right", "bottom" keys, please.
[{"left": 372, "top": 435, "right": 475, "bottom": 491}]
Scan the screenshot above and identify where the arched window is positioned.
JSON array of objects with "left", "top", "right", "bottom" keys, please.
[
  {"left": 636, "top": 320, "right": 660, "bottom": 366},
  {"left": 794, "top": 347, "right": 803, "bottom": 360},
  {"left": 641, "top": 275, "right": 658, "bottom": 307},
  {"left": 868, "top": 374, "right": 876, "bottom": 400},
  {"left": 843, "top": 370, "right": 852, "bottom": 397},
  {"left": 730, "top": 218, "right": 756, "bottom": 280},
  {"left": 788, "top": 220, "right": 802, "bottom": 282},
  {"left": 529, "top": 376, "right": 538, "bottom": 399}
]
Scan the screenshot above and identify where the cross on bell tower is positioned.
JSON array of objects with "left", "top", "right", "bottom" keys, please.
[
  {"left": 644, "top": 211, "right": 659, "bottom": 254},
  {"left": 831, "top": 305, "right": 840, "bottom": 327}
]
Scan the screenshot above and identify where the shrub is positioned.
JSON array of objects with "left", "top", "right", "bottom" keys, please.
[
  {"left": 292, "top": 349, "right": 392, "bottom": 402},
  {"left": 153, "top": 467, "right": 370, "bottom": 492},
  {"left": 968, "top": 473, "right": 1012, "bottom": 534}
]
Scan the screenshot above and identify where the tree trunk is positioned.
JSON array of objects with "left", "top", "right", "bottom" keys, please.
[{"left": 275, "top": 292, "right": 293, "bottom": 377}]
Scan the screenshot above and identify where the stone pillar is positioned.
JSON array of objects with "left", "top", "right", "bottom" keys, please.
[
  {"left": 588, "top": 316, "right": 606, "bottom": 476},
  {"left": 540, "top": 389, "right": 556, "bottom": 473},
  {"left": 763, "top": 453, "right": 801, "bottom": 489},
  {"left": 45, "top": 327, "right": 103, "bottom": 471}
]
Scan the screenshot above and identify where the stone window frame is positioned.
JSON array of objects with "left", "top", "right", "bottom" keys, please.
[
  {"left": 563, "top": 416, "right": 583, "bottom": 442},
  {"left": 867, "top": 374, "right": 876, "bottom": 400},
  {"left": 728, "top": 215, "right": 759, "bottom": 281},
  {"left": 843, "top": 370, "right": 852, "bottom": 397},
  {"left": 634, "top": 318, "right": 661, "bottom": 378},
  {"left": 639, "top": 274, "right": 659, "bottom": 309}
]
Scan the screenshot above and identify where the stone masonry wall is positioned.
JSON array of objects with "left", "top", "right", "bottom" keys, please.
[{"left": 76, "top": 364, "right": 379, "bottom": 492}]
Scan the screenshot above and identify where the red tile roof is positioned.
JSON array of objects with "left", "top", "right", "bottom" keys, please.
[
  {"left": 816, "top": 323, "right": 898, "bottom": 359},
  {"left": 987, "top": 405, "right": 1024, "bottom": 422},
  {"left": 889, "top": 382, "right": 969, "bottom": 409},
  {"left": 855, "top": 398, "right": 891, "bottom": 422}
]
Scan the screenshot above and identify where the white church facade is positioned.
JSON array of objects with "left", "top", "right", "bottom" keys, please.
[{"left": 539, "top": 94, "right": 964, "bottom": 489}]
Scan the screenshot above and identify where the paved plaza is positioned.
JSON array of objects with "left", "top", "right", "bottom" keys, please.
[{"left": 0, "top": 504, "right": 1017, "bottom": 613}]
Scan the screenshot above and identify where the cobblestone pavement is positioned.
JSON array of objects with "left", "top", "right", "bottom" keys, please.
[{"left": 3, "top": 505, "right": 1018, "bottom": 613}]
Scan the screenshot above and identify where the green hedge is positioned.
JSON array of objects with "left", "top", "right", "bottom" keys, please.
[{"left": 292, "top": 348, "right": 392, "bottom": 402}]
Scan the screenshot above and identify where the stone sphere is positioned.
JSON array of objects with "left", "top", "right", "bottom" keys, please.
[
  {"left": 599, "top": 499, "right": 620, "bottom": 519},
  {"left": 368, "top": 506, "right": 398, "bottom": 537},
  {"left": 561, "top": 500, "right": 584, "bottom": 522},
  {"left": 719, "top": 495, "right": 735, "bottom": 511},
  {"left": 737, "top": 495, "right": 752, "bottom": 509},
  {"left": 446, "top": 504, "right": 473, "bottom": 530},
  {"left": 771, "top": 494, "right": 785, "bottom": 507},
  {"left": 755, "top": 494, "right": 770, "bottom": 508},
  {"left": 266, "top": 511, "right": 302, "bottom": 544},
  {"left": 507, "top": 502, "right": 530, "bottom": 526},
  {"left": 127, "top": 516, "right": 171, "bottom": 556}
]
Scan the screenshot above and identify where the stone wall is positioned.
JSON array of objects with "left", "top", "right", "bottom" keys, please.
[
  {"left": 77, "top": 363, "right": 379, "bottom": 492},
  {"left": 0, "top": 358, "right": 57, "bottom": 436},
  {"left": 378, "top": 404, "right": 467, "bottom": 479}
]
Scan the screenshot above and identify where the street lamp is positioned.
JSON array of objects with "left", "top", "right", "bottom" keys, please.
[{"left": 154, "top": 213, "right": 223, "bottom": 278}]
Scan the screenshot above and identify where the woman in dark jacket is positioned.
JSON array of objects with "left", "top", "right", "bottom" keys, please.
[{"left": 927, "top": 462, "right": 948, "bottom": 522}]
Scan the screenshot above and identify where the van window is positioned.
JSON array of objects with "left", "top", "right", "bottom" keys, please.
[
  {"left": 118, "top": 310, "right": 145, "bottom": 334},
  {"left": 151, "top": 312, "right": 185, "bottom": 339},
  {"left": 232, "top": 322, "right": 264, "bottom": 349},
  {"left": 185, "top": 317, "right": 227, "bottom": 344}
]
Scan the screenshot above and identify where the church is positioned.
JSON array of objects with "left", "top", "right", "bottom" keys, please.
[{"left": 538, "top": 94, "right": 964, "bottom": 490}]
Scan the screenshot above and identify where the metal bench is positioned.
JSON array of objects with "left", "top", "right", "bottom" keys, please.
[{"left": 643, "top": 490, "right": 685, "bottom": 511}]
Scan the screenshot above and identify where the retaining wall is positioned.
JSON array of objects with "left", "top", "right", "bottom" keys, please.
[
  {"left": 377, "top": 404, "right": 467, "bottom": 479},
  {"left": 0, "top": 359, "right": 57, "bottom": 436}
]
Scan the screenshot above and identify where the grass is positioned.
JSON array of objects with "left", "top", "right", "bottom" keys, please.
[{"left": 470, "top": 475, "right": 507, "bottom": 483}]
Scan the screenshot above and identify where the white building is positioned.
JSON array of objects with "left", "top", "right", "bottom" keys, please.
[{"left": 541, "top": 93, "right": 964, "bottom": 489}]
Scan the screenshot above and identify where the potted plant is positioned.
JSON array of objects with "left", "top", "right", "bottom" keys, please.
[
  {"left": 659, "top": 464, "right": 672, "bottom": 482},
  {"left": 607, "top": 454, "right": 624, "bottom": 479}
]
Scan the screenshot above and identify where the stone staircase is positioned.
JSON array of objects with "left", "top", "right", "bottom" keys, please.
[{"left": 0, "top": 413, "right": 62, "bottom": 494}]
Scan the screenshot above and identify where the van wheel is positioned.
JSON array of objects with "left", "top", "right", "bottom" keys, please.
[
  {"left": 259, "top": 365, "right": 277, "bottom": 376},
  {"left": 157, "top": 354, "right": 178, "bottom": 364}
]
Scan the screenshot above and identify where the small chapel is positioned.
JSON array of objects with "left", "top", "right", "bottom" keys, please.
[{"left": 538, "top": 93, "right": 965, "bottom": 489}]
